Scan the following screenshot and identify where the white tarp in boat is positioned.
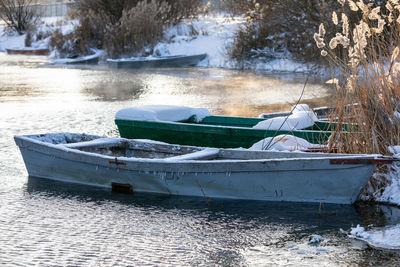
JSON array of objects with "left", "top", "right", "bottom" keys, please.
[
  {"left": 249, "top": 134, "right": 325, "bottom": 151},
  {"left": 253, "top": 104, "right": 318, "bottom": 130},
  {"left": 115, "top": 105, "right": 211, "bottom": 122}
]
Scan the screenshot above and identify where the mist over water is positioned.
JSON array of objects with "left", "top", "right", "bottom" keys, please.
[{"left": 1, "top": 54, "right": 399, "bottom": 266}]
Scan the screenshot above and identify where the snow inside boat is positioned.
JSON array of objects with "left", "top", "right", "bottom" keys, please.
[
  {"left": 50, "top": 54, "right": 100, "bottom": 65},
  {"left": 14, "top": 133, "right": 395, "bottom": 204},
  {"left": 50, "top": 49, "right": 103, "bottom": 65}
]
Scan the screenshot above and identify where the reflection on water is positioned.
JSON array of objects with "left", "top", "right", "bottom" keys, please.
[
  {"left": 1, "top": 53, "right": 399, "bottom": 266},
  {"left": 84, "top": 78, "right": 146, "bottom": 101},
  {"left": 0, "top": 53, "right": 332, "bottom": 116},
  {"left": 25, "top": 177, "right": 399, "bottom": 230}
]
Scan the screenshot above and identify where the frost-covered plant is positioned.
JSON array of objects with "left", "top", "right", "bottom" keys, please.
[
  {"left": 314, "top": 0, "right": 400, "bottom": 155},
  {"left": 0, "top": 0, "right": 39, "bottom": 35},
  {"left": 104, "top": 0, "right": 171, "bottom": 58},
  {"left": 49, "top": 0, "right": 204, "bottom": 57},
  {"left": 229, "top": 0, "right": 343, "bottom": 66}
]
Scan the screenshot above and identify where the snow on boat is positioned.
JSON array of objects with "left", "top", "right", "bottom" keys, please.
[
  {"left": 50, "top": 53, "right": 100, "bottom": 65},
  {"left": 115, "top": 105, "right": 344, "bottom": 148},
  {"left": 6, "top": 48, "right": 50, "bottom": 56},
  {"left": 107, "top": 53, "right": 207, "bottom": 68},
  {"left": 259, "top": 104, "right": 359, "bottom": 121},
  {"left": 14, "top": 133, "right": 395, "bottom": 204}
]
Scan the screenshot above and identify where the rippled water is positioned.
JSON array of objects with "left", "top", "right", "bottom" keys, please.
[{"left": 1, "top": 53, "right": 400, "bottom": 266}]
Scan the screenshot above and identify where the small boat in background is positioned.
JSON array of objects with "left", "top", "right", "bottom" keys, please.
[
  {"left": 14, "top": 133, "right": 394, "bottom": 204},
  {"left": 6, "top": 48, "right": 50, "bottom": 56},
  {"left": 50, "top": 54, "right": 100, "bottom": 65},
  {"left": 107, "top": 53, "right": 207, "bottom": 68},
  {"left": 50, "top": 50, "right": 103, "bottom": 65}
]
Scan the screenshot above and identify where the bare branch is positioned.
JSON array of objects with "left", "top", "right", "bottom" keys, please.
[{"left": 0, "top": 0, "right": 38, "bottom": 35}]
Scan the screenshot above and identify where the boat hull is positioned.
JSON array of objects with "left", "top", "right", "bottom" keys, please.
[
  {"left": 15, "top": 135, "right": 376, "bottom": 204},
  {"left": 115, "top": 118, "right": 332, "bottom": 148},
  {"left": 6, "top": 48, "right": 50, "bottom": 56},
  {"left": 65, "top": 56, "right": 99, "bottom": 64},
  {"left": 107, "top": 54, "right": 207, "bottom": 68}
]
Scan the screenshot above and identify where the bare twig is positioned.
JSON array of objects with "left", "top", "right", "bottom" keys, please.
[{"left": 262, "top": 74, "right": 310, "bottom": 150}]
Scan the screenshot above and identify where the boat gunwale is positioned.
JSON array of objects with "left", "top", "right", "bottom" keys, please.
[
  {"left": 6, "top": 48, "right": 50, "bottom": 55},
  {"left": 14, "top": 134, "right": 385, "bottom": 174},
  {"left": 107, "top": 53, "right": 207, "bottom": 63},
  {"left": 114, "top": 118, "right": 333, "bottom": 135}
]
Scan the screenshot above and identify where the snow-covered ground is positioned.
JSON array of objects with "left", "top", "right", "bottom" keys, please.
[
  {"left": 350, "top": 224, "right": 400, "bottom": 250},
  {"left": 0, "top": 17, "right": 72, "bottom": 52},
  {"left": 377, "top": 147, "right": 400, "bottom": 206},
  {"left": 154, "top": 14, "right": 317, "bottom": 72},
  {"left": 361, "top": 146, "right": 400, "bottom": 207},
  {"left": 0, "top": 14, "right": 318, "bottom": 72},
  {"left": 154, "top": 15, "right": 241, "bottom": 69}
]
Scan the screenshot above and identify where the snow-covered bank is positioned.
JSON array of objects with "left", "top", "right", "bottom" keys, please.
[
  {"left": 153, "top": 14, "right": 322, "bottom": 72},
  {"left": 361, "top": 146, "right": 400, "bottom": 206},
  {"left": 350, "top": 224, "right": 400, "bottom": 250},
  {"left": 0, "top": 14, "right": 321, "bottom": 72},
  {"left": 153, "top": 15, "right": 241, "bottom": 69},
  {"left": 376, "top": 147, "right": 400, "bottom": 206},
  {"left": 0, "top": 17, "right": 73, "bottom": 52}
]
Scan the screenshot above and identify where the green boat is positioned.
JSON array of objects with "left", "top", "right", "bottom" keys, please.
[{"left": 115, "top": 106, "right": 344, "bottom": 148}]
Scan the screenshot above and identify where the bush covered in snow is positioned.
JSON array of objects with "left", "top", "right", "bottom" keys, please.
[
  {"left": 226, "top": 0, "right": 355, "bottom": 66},
  {"left": 49, "top": 0, "right": 204, "bottom": 57},
  {"left": 104, "top": 0, "right": 170, "bottom": 58},
  {"left": 0, "top": 0, "right": 39, "bottom": 35}
]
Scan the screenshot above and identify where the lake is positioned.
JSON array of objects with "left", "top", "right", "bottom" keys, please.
[{"left": 1, "top": 53, "right": 399, "bottom": 266}]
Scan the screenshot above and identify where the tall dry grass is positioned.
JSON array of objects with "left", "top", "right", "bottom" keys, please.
[
  {"left": 0, "top": 0, "right": 39, "bottom": 35},
  {"left": 49, "top": 0, "right": 204, "bottom": 57},
  {"left": 104, "top": 0, "right": 170, "bottom": 58},
  {"left": 228, "top": 0, "right": 346, "bottom": 65},
  {"left": 315, "top": 0, "right": 400, "bottom": 156}
]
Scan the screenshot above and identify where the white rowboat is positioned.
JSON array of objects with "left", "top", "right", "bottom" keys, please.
[{"left": 14, "top": 133, "right": 394, "bottom": 204}]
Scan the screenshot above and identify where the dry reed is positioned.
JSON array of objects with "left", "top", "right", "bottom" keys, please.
[{"left": 315, "top": 0, "right": 400, "bottom": 156}]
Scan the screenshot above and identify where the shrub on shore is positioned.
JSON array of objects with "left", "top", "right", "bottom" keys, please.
[
  {"left": 0, "top": 0, "right": 39, "bottom": 35},
  {"left": 226, "top": 0, "right": 357, "bottom": 66},
  {"left": 49, "top": 0, "right": 204, "bottom": 57}
]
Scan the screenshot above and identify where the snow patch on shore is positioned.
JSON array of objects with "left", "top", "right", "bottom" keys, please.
[
  {"left": 153, "top": 14, "right": 316, "bottom": 72},
  {"left": 0, "top": 17, "right": 74, "bottom": 52},
  {"left": 377, "top": 146, "right": 400, "bottom": 206},
  {"left": 0, "top": 32, "right": 26, "bottom": 51},
  {"left": 350, "top": 224, "right": 400, "bottom": 250},
  {"left": 153, "top": 15, "right": 241, "bottom": 69},
  {"left": 362, "top": 146, "right": 400, "bottom": 206}
]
